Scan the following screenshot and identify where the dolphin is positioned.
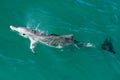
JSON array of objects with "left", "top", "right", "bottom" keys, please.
[{"left": 10, "top": 25, "right": 93, "bottom": 53}]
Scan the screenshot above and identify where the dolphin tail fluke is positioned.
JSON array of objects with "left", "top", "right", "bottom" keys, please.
[{"left": 74, "top": 40, "right": 94, "bottom": 49}]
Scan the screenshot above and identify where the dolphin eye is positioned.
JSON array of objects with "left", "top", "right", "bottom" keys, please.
[{"left": 23, "top": 33, "right": 26, "bottom": 35}]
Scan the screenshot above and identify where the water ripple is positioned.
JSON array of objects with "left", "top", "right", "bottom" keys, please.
[{"left": 75, "top": 0, "right": 95, "bottom": 7}]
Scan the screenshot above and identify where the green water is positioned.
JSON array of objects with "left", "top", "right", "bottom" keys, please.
[{"left": 0, "top": 0, "right": 120, "bottom": 80}]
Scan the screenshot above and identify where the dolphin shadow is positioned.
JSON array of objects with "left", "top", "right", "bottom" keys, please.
[{"left": 101, "top": 38, "right": 116, "bottom": 54}]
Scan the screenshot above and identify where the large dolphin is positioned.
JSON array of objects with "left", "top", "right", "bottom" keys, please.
[{"left": 10, "top": 25, "right": 93, "bottom": 53}]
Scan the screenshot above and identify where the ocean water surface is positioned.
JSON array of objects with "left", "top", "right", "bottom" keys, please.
[{"left": 0, "top": 0, "right": 120, "bottom": 80}]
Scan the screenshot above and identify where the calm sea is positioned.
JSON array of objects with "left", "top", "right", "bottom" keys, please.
[{"left": 0, "top": 0, "right": 120, "bottom": 80}]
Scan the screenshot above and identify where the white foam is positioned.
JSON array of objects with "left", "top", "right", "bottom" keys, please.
[{"left": 86, "top": 43, "right": 95, "bottom": 47}]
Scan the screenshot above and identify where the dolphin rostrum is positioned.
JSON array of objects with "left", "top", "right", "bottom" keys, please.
[{"left": 10, "top": 25, "right": 93, "bottom": 53}]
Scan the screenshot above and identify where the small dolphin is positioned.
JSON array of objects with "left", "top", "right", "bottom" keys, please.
[
  {"left": 101, "top": 38, "right": 116, "bottom": 54},
  {"left": 10, "top": 25, "right": 93, "bottom": 53}
]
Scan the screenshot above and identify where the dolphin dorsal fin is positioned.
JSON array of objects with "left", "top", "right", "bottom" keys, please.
[{"left": 61, "top": 34, "right": 73, "bottom": 39}]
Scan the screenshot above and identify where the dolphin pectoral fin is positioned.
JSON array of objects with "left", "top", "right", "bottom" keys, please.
[
  {"left": 30, "top": 42, "right": 35, "bottom": 53},
  {"left": 74, "top": 44, "right": 80, "bottom": 49},
  {"left": 56, "top": 45, "right": 62, "bottom": 48},
  {"left": 30, "top": 40, "right": 37, "bottom": 53}
]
